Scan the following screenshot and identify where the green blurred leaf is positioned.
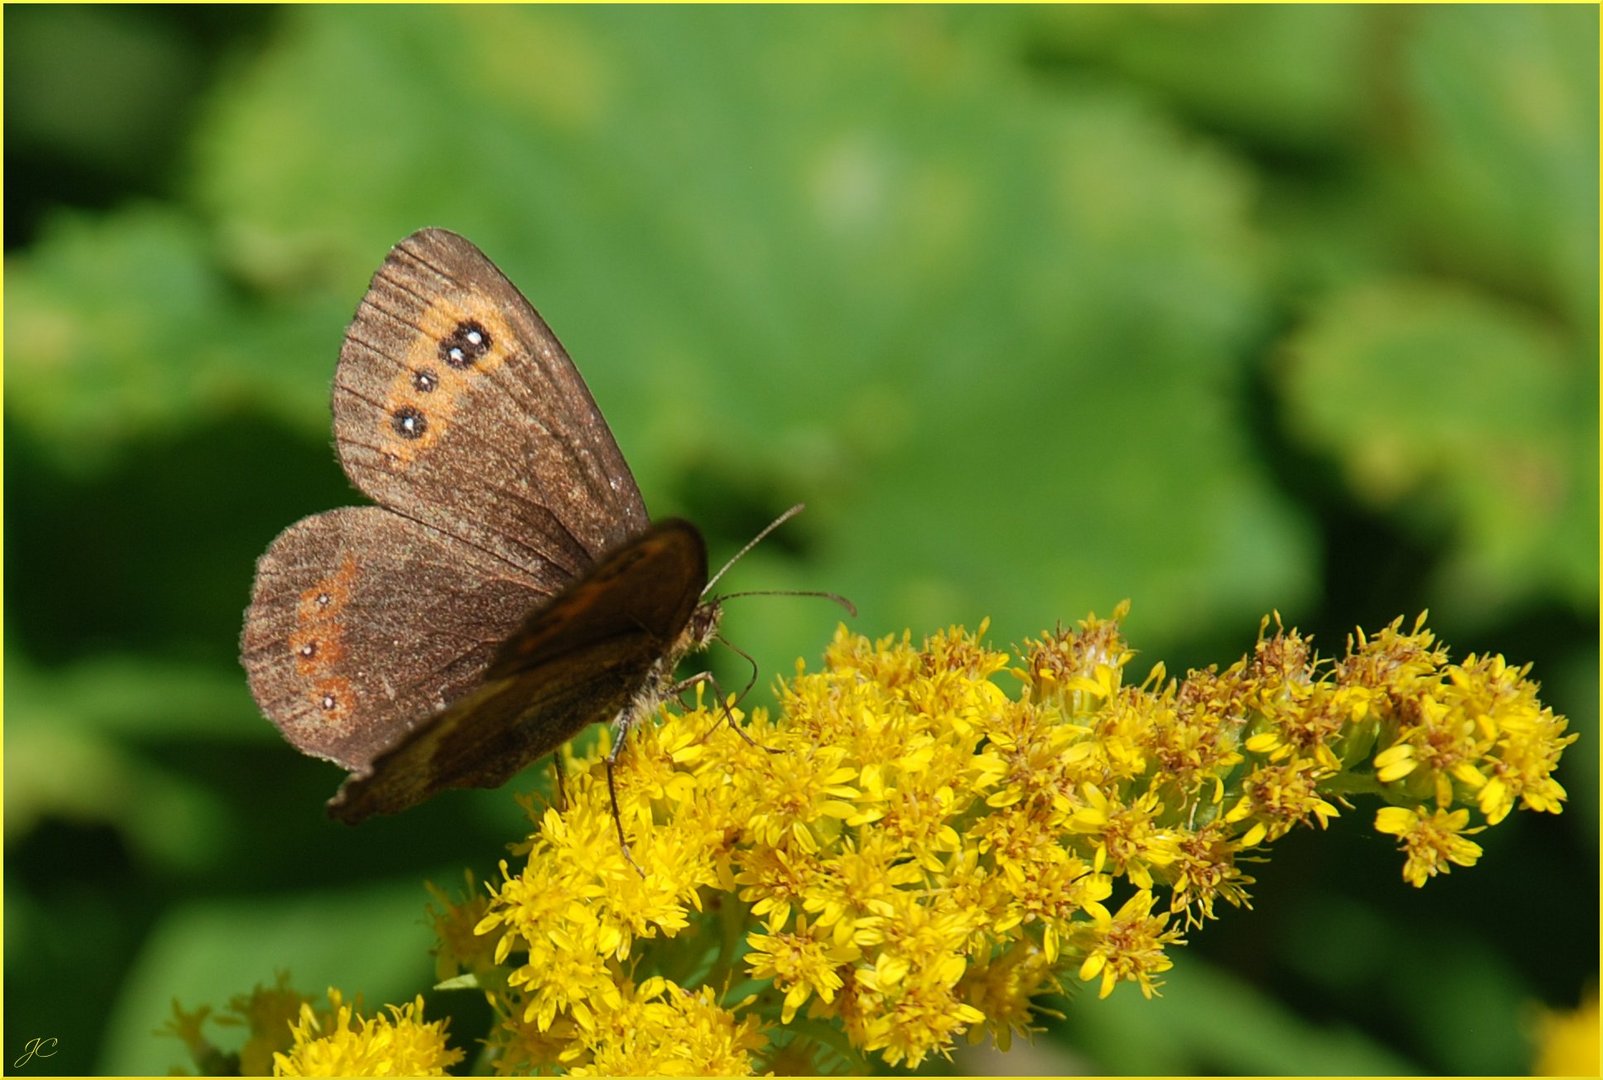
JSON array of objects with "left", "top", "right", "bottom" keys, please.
[
  {"left": 1284, "top": 892, "right": 1536, "bottom": 1074},
  {"left": 1025, "top": 6, "right": 1599, "bottom": 338},
  {"left": 98, "top": 883, "right": 436, "bottom": 1075},
  {"left": 4, "top": 650, "right": 261, "bottom": 741},
  {"left": 3, "top": 208, "right": 336, "bottom": 472},
  {"left": 1279, "top": 278, "right": 1596, "bottom": 619},
  {"left": 1061, "top": 954, "right": 1419, "bottom": 1074},
  {"left": 1024, "top": 6, "right": 1374, "bottom": 151},
  {"left": 4, "top": 7, "right": 204, "bottom": 176},
  {"left": 4, "top": 652, "right": 263, "bottom": 869},
  {"left": 1389, "top": 6, "right": 1599, "bottom": 331}
]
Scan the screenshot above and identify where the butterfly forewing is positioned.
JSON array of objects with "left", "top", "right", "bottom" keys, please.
[
  {"left": 486, "top": 519, "right": 707, "bottom": 681},
  {"left": 333, "top": 228, "right": 651, "bottom": 580}
]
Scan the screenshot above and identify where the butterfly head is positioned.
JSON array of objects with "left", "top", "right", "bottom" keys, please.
[{"left": 680, "top": 597, "right": 725, "bottom": 659}]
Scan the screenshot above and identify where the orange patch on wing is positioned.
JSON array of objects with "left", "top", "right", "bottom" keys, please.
[
  {"left": 381, "top": 291, "right": 517, "bottom": 466},
  {"left": 293, "top": 555, "right": 356, "bottom": 682}
]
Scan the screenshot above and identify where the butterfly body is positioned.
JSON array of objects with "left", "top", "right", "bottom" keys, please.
[{"left": 241, "top": 229, "right": 710, "bottom": 824}]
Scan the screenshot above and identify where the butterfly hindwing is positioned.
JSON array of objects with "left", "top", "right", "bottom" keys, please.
[{"left": 241, "top": 506, "right": 550, "bottom": 772}]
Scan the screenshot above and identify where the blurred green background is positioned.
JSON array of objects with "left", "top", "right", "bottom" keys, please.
[{"left": 4, "top": 5, "right": 1596, "bottom": 1075}]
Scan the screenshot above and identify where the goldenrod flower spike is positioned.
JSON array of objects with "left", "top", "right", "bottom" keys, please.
[
  {"left": 445, "top": 609, "right": 1572, "bottom": 1072},
  {"left": 166, "top": 609, "right": 1573, "bottom": 1075}
]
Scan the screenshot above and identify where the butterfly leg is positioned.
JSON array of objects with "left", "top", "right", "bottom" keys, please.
[
  {"left": 711, "top": 632, "right": 761, "bottom": 707},
  {"left": 672, "top": 670, "right": 739, "bottom": 742},
  {"left": 674, "top": 671, "right": 782, "bottom": 755},
  {"left": 604, "top": 719, "right": 647, "bottom": 877},
  {"left": 551, "top": 753, "right": 570, "bottom": 813}
]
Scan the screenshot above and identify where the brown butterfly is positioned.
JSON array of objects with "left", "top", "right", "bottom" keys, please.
[{"left": 240, "top": 229, "right": 721, "bottom": 825}]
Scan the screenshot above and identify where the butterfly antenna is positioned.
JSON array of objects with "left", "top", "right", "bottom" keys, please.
[
  {"left": 718, "top": 588, "right": 856, "bottom": 618},
  {"left": 703, "top": 504, "right": 859, "bottom": 617},
  {"left": 704, "top": 503, "right": 808, "bottom": 594}
]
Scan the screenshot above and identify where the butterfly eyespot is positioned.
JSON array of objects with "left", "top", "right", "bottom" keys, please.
[
  {"left": 393, "top": 406, "right": 428, "bottom": 440},
  {"left": 319, "top": 692, "right": 339, "bottom": 711},
  {"left": 315, "top": 592, "right": 332, "bottom": 607},
  {"left": 412, "top": 369, "right": 439, "bottom": 393},
  {"left": 299, "top": 642, "right": 317, "bottom": 658},
  {"left": 441, "top": 320, "right": 492, "bottom": 369}
]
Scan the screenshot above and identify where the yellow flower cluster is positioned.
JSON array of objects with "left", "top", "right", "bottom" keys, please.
[
  {"left": 431, "top": 607, "right": 1574, "bottom": 1072},
  {"left": 274, "top": 989, "right": 463, "bottom": 1076},
  {"left": 166, "top": 610, "right": 1571, "bottom": 1074},
  {"left": 159, "top": 977, "right": 462, "bottom": 1077}
]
